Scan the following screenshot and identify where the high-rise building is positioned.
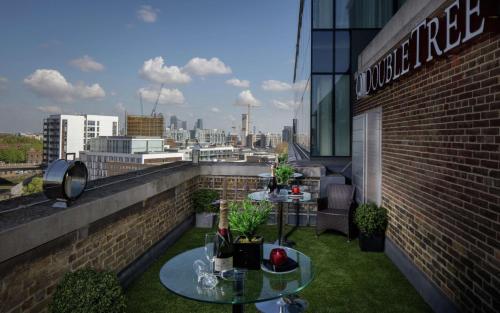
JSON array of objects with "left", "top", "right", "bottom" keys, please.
[
  {"left": 170, "top": 115, "right": 178, "bottom": 130},
  {"left": 293, "top": 0, "right": 403, "bottom": 158},
  {"left": 194, "top": 118, "right": 203, "bottom": 130},
  {"left": 181, "top": 120, "right": 187, "bottom": 130},
  {"left": 126, "top": 114, "right": 164, "bottom": 137},
  {"left": 266, "top": 133, "right": 282, "bottom": 149},
  {"left": 282, "top": 126, "right": 292, "bottom": 143},
  {"left": 241, "top": 113, "right": 248, "bottom": 145},
  {"left": 43, "top": 114, "right": 118, "bottom": 164}
]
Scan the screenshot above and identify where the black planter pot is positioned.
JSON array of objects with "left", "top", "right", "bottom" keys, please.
[
  {"left": 359, "top": 232, "right": 385, "bottom": 252},
  {"left": 233, "top": 236, "right": 263, "bottom": 270}
]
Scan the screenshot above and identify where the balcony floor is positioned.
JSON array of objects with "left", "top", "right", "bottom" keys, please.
[{"left": 125, "top": 226, "right": 432, "bottom": 313}]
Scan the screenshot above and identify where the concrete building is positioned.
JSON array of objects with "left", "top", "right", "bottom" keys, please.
[
  {"left": 164, "top": 129, "right": 191, "bottom": 144},
  {"left": 265, "top": 133, "right": 282, "bottom": 149},
  {"left": 193, "top": 129, "right": 226, "bottom": 145},
  {"left": 80, "top": 136, "right": 182, "bottom": 180},
  {"left": 180, "top": 146, "right": 235, "bottom": 161},
  {"left": 169, "top": 115, "right": 178, "bottom": 130},
  {"left": 241, "top": 114, "right": 248, "bottom": 145},
  {"left": 125, "top": 114, "right": 164, "bottom": 137},
  {"left": 42, "top": 114, "right": 118, "bottom": 164}
]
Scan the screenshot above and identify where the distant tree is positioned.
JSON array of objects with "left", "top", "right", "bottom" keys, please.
[
  {"left": 23, "top": 177, "right": 43, "bottom": 195},
  {"left": 0, "top": 148, "right": 25, "bottom": 163},
  {"left": 274, "top": 142, "right": 288, "bottom": 155}
]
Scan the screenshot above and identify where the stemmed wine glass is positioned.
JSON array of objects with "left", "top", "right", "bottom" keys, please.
[{"left": 204, "top": 233, "right": 216, "bottom": 273}]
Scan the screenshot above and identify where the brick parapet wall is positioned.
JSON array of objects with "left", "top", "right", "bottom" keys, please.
[
  {"left": 0, "top": 177, "right": 197, "bottom": 313},
  {"left": 355, "top": 31, "right": 500, "bottom": 312}
]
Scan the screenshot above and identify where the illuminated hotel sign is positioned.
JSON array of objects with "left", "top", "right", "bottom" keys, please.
[{"left": 356, "top": 0, "right": 499, "bottom": 99}]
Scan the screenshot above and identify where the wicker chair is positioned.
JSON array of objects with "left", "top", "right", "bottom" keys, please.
[{"left": 316, "top": 184, "right": 355, "bottom": 240}]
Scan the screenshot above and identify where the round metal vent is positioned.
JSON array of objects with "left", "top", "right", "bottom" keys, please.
[{"left": 43, "top": 159, "right": 88, "bottom": 201}]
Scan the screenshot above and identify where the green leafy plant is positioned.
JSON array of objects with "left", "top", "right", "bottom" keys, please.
[
  {"left": 22, "top": 177, "right": 43, "bottom": 195},
  {"left": 275, "top": 164, "right": 294, "bottom": 185},
  {"left": 278, "top": 153, "right": 288, "bottom": 164},
  {"left": 228, "top": 199, "right": 272, "bottom": 241},
  {"left": 354, "top": 203, "right": 388, "bottom": 236},
  {"left": 50, "top": 268, "right": 126, "bottom": 313},
  {"left": 192, "top": 189, "right": 219, "bottom": 213}
]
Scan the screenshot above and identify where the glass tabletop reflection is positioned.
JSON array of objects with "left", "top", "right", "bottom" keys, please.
[
  {"left": 248, "top": 190, "right": 312, "bottom": 203},
  {"left": 159, "top": 244, "right": 314, "bottom": 305}
]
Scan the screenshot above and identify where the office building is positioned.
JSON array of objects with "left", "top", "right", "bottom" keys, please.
[
  {"left": 181, "top": 121, "right": 187, "bottom": 130},
  {"left": 80, "top": 136, "right": 182, "bottom": 180},
  {"left": 193, "top": 129, "right": 226, "bottom": 146},
  {"left": 42, "top": 114, "right": 118, "bottom": 164},
  {"left": 293, "top": 0, "right": 404, "bottom": 159},
  {"left": 126, "top": 114, "right": 164, "bottom": 137},
  {"left": 180, "top": 146, "right": 235, "bottom": 162},
  {"left": 165, "top": 129, "right": 191, "bottom": 144},
  {"left": 265, "top": 133, "right": 282, "bottom": 149},
  {"left": 241, "top": 114, "right": 248, "bottom": 146},
  {"left": 169, "top": 115, "right": 178, "bottom": 130},
  {"left": 194, "top": 118, "right": 203, "bottom": 130}
]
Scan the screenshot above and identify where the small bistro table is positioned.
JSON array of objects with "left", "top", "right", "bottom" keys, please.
[
  {"left": 159, "top": 244, "right": 314, "bottom": 313},
  {"left": 248, "top": 190, "right": 312, "bottom": 246}
]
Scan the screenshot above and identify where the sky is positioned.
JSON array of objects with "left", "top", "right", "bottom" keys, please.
[{"left": 0, "top": 0, "right": 301, "bottom": 134}]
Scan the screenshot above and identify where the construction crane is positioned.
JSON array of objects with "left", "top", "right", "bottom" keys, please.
[
  {"left": 139, "top": 91, "right": 144, "bottom": 115},
  {"left": 151, "top": 83, "right": 164, "bottom": 116}
]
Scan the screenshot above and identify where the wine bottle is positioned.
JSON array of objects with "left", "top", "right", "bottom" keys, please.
[
  {"left": 213, "top": 200, "right": 233, "bottom": 273},
  {"left": 268, "top": 164, "right": 277, "bottom": 194}
]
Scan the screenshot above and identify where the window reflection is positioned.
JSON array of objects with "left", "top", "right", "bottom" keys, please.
[
  {"left": 335, "top": 75, "right": 350, "bottom": 156},
  {"left": 311, "top": 75, "right": 333, "bottom": 156},
  {"left": 335, "top": 31, "right": 350, "bottom": 73},
  {"left": 312, "top": 0, "right": 333, "bottom": 29},
  {"left": 312, "top": 31, "right": 333, "bottom": 73},
  {"left": 336, "top": 0, "right": 394, "bottom": 29}
]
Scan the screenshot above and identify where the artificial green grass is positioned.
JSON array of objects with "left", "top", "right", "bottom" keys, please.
[{"left": 125, "top": 226, "right": 432, "bottom": 313}]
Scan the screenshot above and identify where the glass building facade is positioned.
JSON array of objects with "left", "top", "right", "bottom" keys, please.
[{"left": 293, "top": 0, "right": 405, "bottom": 157}]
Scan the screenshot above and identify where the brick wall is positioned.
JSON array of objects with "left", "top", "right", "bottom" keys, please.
[
  {"left": 355, "top": 31, "right": 500, "bottom": 312},
  {"left": 0, "top": 177, "right": 197, "bottom": 313}
]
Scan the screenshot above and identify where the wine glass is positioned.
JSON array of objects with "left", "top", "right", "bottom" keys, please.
[{"left": 204, "top": 233, "right": 216, "bottom": 273}]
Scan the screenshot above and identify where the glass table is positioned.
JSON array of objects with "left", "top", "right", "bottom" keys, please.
[
  {"left": 159, "top": 244, "right": 314, "bottom": 313},
  {"left": 248, "top": 190, "right": 312, "bottom": 246}
]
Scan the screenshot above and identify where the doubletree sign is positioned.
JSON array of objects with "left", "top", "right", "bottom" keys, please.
[{"left": 355, "top": 0, "right": 499, "bottom": 99}]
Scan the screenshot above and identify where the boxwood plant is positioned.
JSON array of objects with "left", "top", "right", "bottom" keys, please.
[
  {"left": 354, "top": 202, "right": 388, "bottom": 236},
  {"left": 192, "top": 189, "right": 219, "bottom": 214}
]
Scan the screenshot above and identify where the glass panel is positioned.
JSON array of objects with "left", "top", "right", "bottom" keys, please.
[
  {"left": 335, "top": 31, "right": 350, "bottom": 73},
  {"left": 335, "top": 0, "right": 394, "bottom": 28},
  {"left": 334, "top": 75, "right": 350, "bottom": 156},
  {"left": 312, "top": 0, "right": 333, "bottom": 29},
  {"left": 311, "top": 75, "right": 333, "bottom": 156},
  {"left": 351, "top": 30, "right": 380, "bottom": 73},
  {"left": 312, "top": 31, "right": 333, "bottom": 73}
]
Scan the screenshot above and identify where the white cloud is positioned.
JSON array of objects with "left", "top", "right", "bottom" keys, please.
[
  {"left": 138, "top": 86, "right": 185, "bottom": 105},
  {"left": 69, "top": 55, "right": 104, "bottom": 72},
  {"left": 183, "top": 57, "right": 232, "bottom": 76},
  {"left": 226, "top": 78, "right": 250, "bottom": 88},
  {"left": 114, "top": 102, "right": 126, "bottom": 112},
  {"left": 37, "top": 105, "right": 62, "bottom": 114},
  {"left": 293, "top": 79, "right": 308, "bottom": 91},
  {"left": 261, "top": 80, "right": 292, "bottom": 91},
  {"left": 271, "top": 99, "right": 299, "bottom": 111},
  {"left": 24, "top": 69, "right": 105, "bottom": 102},
  {"left": 137, "top": 5, "right": 159, "bottom": 23},
  {"left": 211, "top": 107, "right": 220, "bottom": 113},
  {"left": 139, "top": 57, "right": 191, "bottom": 84},
  {"left": 234, "top": 90, "right": 261, "bottom": 107}
]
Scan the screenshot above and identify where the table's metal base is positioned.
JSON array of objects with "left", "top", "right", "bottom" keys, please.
[{"left": 255, "top": 296, "right": 308, "bottom": 313}]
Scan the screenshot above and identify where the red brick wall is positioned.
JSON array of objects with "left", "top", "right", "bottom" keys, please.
[{"left": 355, "top": 31, "right": 500, "bottom": 313}]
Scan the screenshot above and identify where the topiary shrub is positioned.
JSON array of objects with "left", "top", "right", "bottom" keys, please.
[
  {"left": 51, "top": 268, "right": 126, "bottom": 313},
  {"left": 192, "top": 189, "right": 219, "bottom": 213},
  {"left": 354, "top": 202, "right": 388, "bottom": 236}
]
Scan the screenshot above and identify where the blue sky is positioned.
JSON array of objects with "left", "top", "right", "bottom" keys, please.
[{"left": 0, "top": 0, "right": 300, "bottom": 133}]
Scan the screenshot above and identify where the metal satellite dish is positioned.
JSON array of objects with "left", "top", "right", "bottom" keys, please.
[{"left": 43, "top": 159, "right": 88, "bottom": 206}]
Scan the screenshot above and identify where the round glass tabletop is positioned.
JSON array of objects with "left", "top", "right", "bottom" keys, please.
[
  {"left": 159, "top": 244, "right": 314, "bottom": 305},
  {"left": 248, "top": 190, "right": 312, "bottom": 203}
]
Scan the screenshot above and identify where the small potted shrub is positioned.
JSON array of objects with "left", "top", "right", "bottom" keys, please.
[
  {"left": 228, "top": 199, "right": 272, "bottom": 269},
  {"left": 275, "top": 163, "right": 294, "bottom": 191},
  {"left": 354, "top": 202, "right": 388, "bottom": 252},
  {"left": 51, "top": 268, "right": 126, "bottom": 313},
  {"left": 192, "top": 189, "right": 219, "bottom": 228}
]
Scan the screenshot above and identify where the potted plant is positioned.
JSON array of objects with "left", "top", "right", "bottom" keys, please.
[
  {"left": 354, "top": 202, "right": 388, "bottom": 252},
  {"left": 275, "top": 163, "right": 294, "bottom": 191},
  {"left": 51, "top": 268, "right": 126, "bottom": 313},
  {"left": 192, "top": 189, "right": 219, "bottom": 228},
  {"left": 228, "top": 199, "right": 272, "bottom": 269}
]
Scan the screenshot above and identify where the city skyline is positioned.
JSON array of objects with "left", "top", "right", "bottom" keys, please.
[{"left": 0, "top": 0, "right": 300, "bottom": 134}]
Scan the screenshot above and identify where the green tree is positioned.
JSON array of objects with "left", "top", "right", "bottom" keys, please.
[
  {"left": 23, "top": 177, "right": 43, "bottom": 195},
  {"left": 0, "top": 148, "right": 25, "bottom": 163}
]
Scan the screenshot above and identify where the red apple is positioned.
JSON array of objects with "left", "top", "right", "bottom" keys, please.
[{"left": 270, "top": 248, "right": 288, "bottom": 266}]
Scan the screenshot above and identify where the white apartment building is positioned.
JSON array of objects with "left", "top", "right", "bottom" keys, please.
[
  {"left": 181, "top": 146, "right": 235, "bottom": 161},
  {"left": 43, "top": 114, "right": 118, "bottom": 164},
  {"left": 194, "top": 129, "right": 226, "bottom": 145}
]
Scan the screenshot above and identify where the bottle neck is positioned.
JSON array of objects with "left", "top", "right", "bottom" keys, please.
[{"left": 219, "top": 200, "right": 229, "bottom": 230}]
